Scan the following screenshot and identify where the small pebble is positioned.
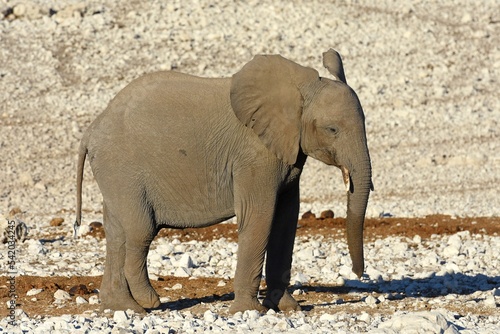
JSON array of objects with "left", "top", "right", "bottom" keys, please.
[
  {"left": 167, "top": 283, "right": 180, "bottom": 291},
  {"left": 320, "top": 210, "right": 334, "bottom": 219},
  {"left": 54, "top": 289, "right": 71, "bottom": 301},
  {"left": 50, "top": 217, "right": 64, "bottom": 226},
  {"left": 113, "top": 310, "right": 129, "bottom": 323},
  {"left": 69, "top": 284, "right": 90, "bottom": 295},
  {"left": 75, "top": 296, "right": 88, "bottom": 304},
  {"left": 301, "top": 210, "right": 316, "bottom": 219},
  {"left": 320, "top": 313, "right": 337, "bottom": 322},
  {"left": 174, "top": 267, "right": 191, "bottom": 277},
  {"left": 204, "top": 310, "right": 217, "bottom": 323},
  {"left": 88, "top": 295, "right": 100, "bottom": 305},
  {"left": 365, "top": 295, "right": 378, "bottom": 306},
  {"left": 26, "top": 288, "right": 43, "bottom": 296},
  {"left": 484, "top": 296, "right": 497, "bottom": 308},
  {"left": 359, "top": 312, "right": 371, "bottom": 323}
]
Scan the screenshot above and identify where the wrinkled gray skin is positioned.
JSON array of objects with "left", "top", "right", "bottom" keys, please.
[{"left": 76, "top": 49, "right": 373, "bottom": 314}]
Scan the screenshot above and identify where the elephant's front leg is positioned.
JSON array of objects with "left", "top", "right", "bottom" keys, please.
[
  {"left": 263, "top": 183, "right": 301, "bottom": 312},
  {"left": 230, "top": 180, "right": 277, "bottom": 314}
]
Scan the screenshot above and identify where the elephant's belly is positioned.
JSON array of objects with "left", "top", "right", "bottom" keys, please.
[{"left": 145, "top": 171, "right": 236, "bottom": 228}]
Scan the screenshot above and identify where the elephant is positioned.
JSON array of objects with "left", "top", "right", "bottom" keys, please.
[{"left": 75, "top": 49, "right": 373, "bottom": 314}]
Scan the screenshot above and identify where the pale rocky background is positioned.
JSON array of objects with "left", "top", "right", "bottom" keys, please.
[
  {"left": 1, "top": 0, "right": 499, "bottom": 332},
  {"left": 1, "top": 0, "right": 499, "bottom": 223}
]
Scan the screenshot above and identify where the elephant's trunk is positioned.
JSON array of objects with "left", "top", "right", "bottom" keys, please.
[{"left": 343, "top": 156, "right": 372, "bottom": 278}]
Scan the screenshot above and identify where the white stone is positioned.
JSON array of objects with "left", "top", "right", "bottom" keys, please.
[
  {"left": 275, "top": 318, "right": 292, "bottom": 330},
  {"left": 171, "top": 283, "right": 183, "bottom": 290},
  {"left": 78, "top": 224, "right": 91, "bottom": 236},
  {"left": 461, "top": 13, "right": 472, "bottom": 23},
  {"left": 26, "top": 288, "right": 43, "bottom": 296},
  {"left": 393, "top": 241, "right": 409, "bottom": 254},
  {"left": 443, "top": 245, "right": 460, "bottom": 258},
  {"left": 293, "top": 272, "right": 310, "bottom": 285},
  {"left": 54, "top": 289, "right": 71, "bottom": 300},
  {"left": 54, "top": 319, "right": 71, "bottom": 330},
  {"left": 266, "top": 309, "right": 276, "bottom": 316},
  {"left": 174, "top": 267, "right": 191, "bottom": 277},
  {"left": 19, "top": 172, "right": 34, "bottom": 186},
  {"left": 358, "top": 312, "right": 371, "bottom": 323},
  {"left": 320, "top": 313, "right": 337, "bottom": 322},
  {"left": 447, "top": 234, "right": 462, "bottom": 249},
  {"left": 113, "top": 310, "right": 129, "bottom": 323},
  {"left": 203, "top": 310, "right": 217, "bottom": 323},
  {"left": 75, "top": 296, "right": 88, "bottom": 304},
  {"left": 177, "top": 254, "right": 194, "bottom": 268},
  {"left": 296, "top": 248, "right": 314, "bottom": 261},
  {"left": 365, "top": 295, "right": 378, "bottom": 306},
  {"left": 245, "top": 310, "right": 260, "bottom": 321},
  {"left": 484, "top": 296, "right": 497, "bottom": 308},
  {"left": 13, "top": 3, "right": 27, "bottom": 17},
  {"left": 378, "top": 311, "right": 459, "bottom": 333},
  {"left": 88, "top": 295, "right": 100, "bottom": 305},
  {"left": 366, "top": 266, "right": 383, "bottom": 282}
]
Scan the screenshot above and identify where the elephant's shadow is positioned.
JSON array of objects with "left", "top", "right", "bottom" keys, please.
[
  {"left": 157, "top": 292, "right": 235, "bottom": 312},
  {"left": 154, "top": 272, "right": 500, "bottom": 312},
  {"left": 299, "top": 272, "right": 500, "bottom": 311}
]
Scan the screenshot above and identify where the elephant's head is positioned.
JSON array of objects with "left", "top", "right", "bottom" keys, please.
[{"left": 230, "top": 49, "right": 373, "bottom": 277}]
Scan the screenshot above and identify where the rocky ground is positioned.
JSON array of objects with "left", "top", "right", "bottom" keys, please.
[
  {"left": 1, "top": 0, "right": 499, "bottom": 332},
  {"left": 1, "top": 214, "right": 500, "bottom": 332}
]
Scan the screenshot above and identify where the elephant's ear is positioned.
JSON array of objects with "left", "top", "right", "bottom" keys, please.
[
  {"left": 230, "top": 55, "right": 318, "bottom": 165},
  {"left": 322, "top": 49, "right": 347, "bottom": 84}
]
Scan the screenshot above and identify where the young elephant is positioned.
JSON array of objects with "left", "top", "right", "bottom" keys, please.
[{"left": 76, "top": 49, "right": 373, "bottom": 314}]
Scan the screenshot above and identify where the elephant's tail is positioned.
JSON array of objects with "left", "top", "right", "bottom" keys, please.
[{"left": 75, "top": 135, "right": 88, "bottom": 238}]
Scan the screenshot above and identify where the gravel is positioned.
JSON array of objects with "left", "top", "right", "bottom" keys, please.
[
  {"left": 3, "top": 230, "right": 500, "bottom": 332},
  {"left": 1, "top": 0, "right": 499, "bottom": 332}
]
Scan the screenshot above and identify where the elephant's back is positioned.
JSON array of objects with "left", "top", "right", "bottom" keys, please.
[
  {"left": 106, "top": 71, "right": 231, "bottom": 121},
  {"left": 84, "top": 71, "right": 240, "bottom": 226},
  {"left": 86, "top": 71, "right": 234, "bottom": 150}
]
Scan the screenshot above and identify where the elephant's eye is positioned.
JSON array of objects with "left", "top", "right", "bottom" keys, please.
[{"left": 326, "top": 126, "right": 339, "bottom": 135}]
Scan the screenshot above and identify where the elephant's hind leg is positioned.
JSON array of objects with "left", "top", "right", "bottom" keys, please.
[
  {"left": 122, "top": 211, "right": 160, "bottom": 309},
  {"left": 99, "top": 204, "right": 145, "bottom": 313}
]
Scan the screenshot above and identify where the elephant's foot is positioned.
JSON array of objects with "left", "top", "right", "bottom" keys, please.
[
  {"left": 100, "top": 269, "right": 146, "bottom": 313},
  {"left": 133, "top": 287, "right": 161, "bottom": 309},
  {"left": 229, "top": 297, "right": 267, "bottom": 314},
  {"left": 125, "top": 270, "right": 161, "bottom": 309},
  {"left": 99, "top": 292, "right": 146, "bottom": 314},
  {"left": 263, "top": 289, "right": 301, "bottom": 312}
]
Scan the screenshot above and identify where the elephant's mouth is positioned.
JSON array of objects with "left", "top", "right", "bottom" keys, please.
[{"left": 340, "top": 166, "right": 352, "bottom": 193}]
